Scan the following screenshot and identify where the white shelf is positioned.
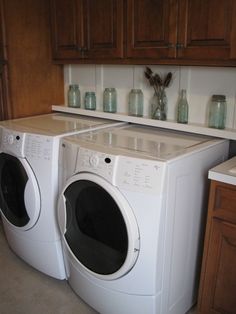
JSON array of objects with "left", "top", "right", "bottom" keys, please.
[{"left": 52, "top": 105, "right": 236, "bottom": 141}]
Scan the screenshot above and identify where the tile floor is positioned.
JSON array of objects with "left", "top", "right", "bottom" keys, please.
[{"left": 0, "top": 221, "right": 198, "bottom": 314}]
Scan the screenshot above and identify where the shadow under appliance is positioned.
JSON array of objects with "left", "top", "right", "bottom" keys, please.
[{"left": 58, "top": 125, "right": 229, "bottom": 313}]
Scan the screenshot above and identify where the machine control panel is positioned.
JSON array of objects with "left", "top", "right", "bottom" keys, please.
[
  {"left": 115, "top": 156, "right": 166, "bottom": 195},
  {"left": 76, "top": 147, "right": 117, "bottom": 184},
  {"left": 76, "top": 147, "right": 166, "bottom": 194},
  {"left": 1, "top": 128, "right": 25, "bottom": 157},
  {"left": 24, "top": 134, "right": 53, "bottom": 162}
]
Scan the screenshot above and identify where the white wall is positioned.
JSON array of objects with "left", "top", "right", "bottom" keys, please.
[{"left": 64, "top": 65, "right": 236, "bottom": 129}]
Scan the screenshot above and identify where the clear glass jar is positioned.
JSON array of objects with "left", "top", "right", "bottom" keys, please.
[
  {"left": 68, "top": 84, "right": 81, "bottom": 108},
  {"left": 103, "top": 88, "right": 117, "bottom": 113},
  {"left": 128, "top": 89, "right": 144, "bottom": 117},
  {"left": 177, "top": 89, "right": 189, "bottom": 124},
  {"left": 208, "top": 95, "right": 227, "bottom": 129},
  {"left": 84, "top": 92, "right": 96, "bottom": 110}
]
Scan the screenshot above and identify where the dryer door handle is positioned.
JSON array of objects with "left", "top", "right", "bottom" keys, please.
[
  {"left": 24, "top": 176, "right": 41, "bottom": 229},
  {"left": 58, "top": 193, "right": 66, "bottom": 234}
]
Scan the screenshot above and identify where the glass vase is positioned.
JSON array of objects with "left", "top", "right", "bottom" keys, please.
[{"left": 151, "top": 88, "right": 167, "bottom": 121}]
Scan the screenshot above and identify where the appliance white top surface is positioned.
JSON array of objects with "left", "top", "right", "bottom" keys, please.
[
  {"left": 64, "top": 124, "right": 225, "bottom": 161},
  {"left": 209, "top": 156, "right": 236, "bottom": 185},
  {"left": 0, "top": 113, "right": 116, "bottom": 136}
]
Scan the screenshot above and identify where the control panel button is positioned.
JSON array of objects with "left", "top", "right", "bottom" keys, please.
[{"left": 105, "top": 157, "right": 111, "bottom": 164}]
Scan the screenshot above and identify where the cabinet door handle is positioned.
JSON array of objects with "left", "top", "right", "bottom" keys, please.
[
  {"left": 167, "top": 43, "right": 175, "bottom": 48},
  {"left": 176, "top": 43, "right": 184, "bottom": 49},
  {"left": 81, "top": 46, "right": 88, "bottom": 52},
  {"left": 76, "top": 46, "right": 82, "bottom": 52}
]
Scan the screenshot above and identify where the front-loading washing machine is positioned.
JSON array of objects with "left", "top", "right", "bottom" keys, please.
[
  {"left": 58, "top": 124, "right": 229, "bottom": 313},
  {"left": 0, "top": 112, "right": 124, "bottom": 279}
]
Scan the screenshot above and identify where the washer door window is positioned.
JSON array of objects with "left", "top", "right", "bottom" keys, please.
[
  {"left": 61, "top": 173, "right": 140, "bottom": 280},
  {"left": 0, "top": 153, "right": 41, "bottom": 230}
]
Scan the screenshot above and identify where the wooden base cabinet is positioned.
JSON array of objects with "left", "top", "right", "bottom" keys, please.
[{"left": 198, "top": 180, "right": 236, "bottom": 314}]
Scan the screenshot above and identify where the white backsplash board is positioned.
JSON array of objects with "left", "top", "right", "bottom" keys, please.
[{"left": 64, "top": 64, "right": 236, "bottom": 130}]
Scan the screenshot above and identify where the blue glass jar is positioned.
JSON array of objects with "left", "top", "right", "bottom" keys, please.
[{"left": 103, "top": 88, "right": 117, "bottom": 113}]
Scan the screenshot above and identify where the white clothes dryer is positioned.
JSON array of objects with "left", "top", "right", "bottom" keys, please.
[
  {"left": 58, "top": 125, "right": 229, "bottom": 313},
  {"left": 0, "top": 113, "right": 124, "bottom": 279}
]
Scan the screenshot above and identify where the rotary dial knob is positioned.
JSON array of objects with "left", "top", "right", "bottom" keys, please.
[
  {"left": 7, "top": 135, "right": 14, "bottom": 144},
  {"left": 89, "top": 155, "right": 99, "bottom": 167}
]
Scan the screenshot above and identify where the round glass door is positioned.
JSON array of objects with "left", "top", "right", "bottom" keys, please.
[
  {"left": 60, "top": 173, "right": 140, "bottom": 280},
  {"left": 0, "top": 153, "right": 41, "bottom": 230}
]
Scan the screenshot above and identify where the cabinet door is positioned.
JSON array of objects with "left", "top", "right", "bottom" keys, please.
[
  {"left": 50, "top": 0, "right": 123, "bottom": 60},
  {"left": 82, "top": 0, "right": 123, "bottom": 59},
  {"left": 50, "top": 0, "right": 83, "bottom": 60},
  {"left": 126, "top": 0, "right": 178, "bottom": 59},
  {"left": 0, "top": 64, "right": 10, "bottom": 120},
  {"left": 0, "top": 0, "right": 6, "bottom": 61},
  {"left": 177, "top": 0, "right": 236, "bottom": 61},
  {"left": 0, "top": 0, "right": 9, "bottom": 120},
  {"left": 199, "top": 219, "right": 236, "bottom": 314}
]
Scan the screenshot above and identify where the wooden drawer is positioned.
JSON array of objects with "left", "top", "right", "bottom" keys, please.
[{"left": 209, "top": 180, "right": 236, "bottom": 224}]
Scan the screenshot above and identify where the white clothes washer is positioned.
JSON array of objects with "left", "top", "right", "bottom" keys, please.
[
  {"left": 0, "top": 113, "right": 124, "bottom": 279},
  {"left": 58, "top": 125, "right": 229, "bottom": 313}
]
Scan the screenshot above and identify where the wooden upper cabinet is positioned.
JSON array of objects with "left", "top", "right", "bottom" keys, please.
[
  {"left": 50, "top": 0, "right": 236, "bottom": 64},
  {"left": 83, "top": 0, "right": 123, "bottom": 59},
  {"left": 50, "top": 0, "right": 83, "bottom": 60},
  {"left": 50, "top": 0, "right": 123, "bottom": 60},
  {"left": 177, "top": 0, "right": 236, "bottom": 61},
  {"left": 126, "top": 0, "right": 236, "bottom": 62},
  {"left": 126, "top": 0, "right": 178, "bottom": 59}
]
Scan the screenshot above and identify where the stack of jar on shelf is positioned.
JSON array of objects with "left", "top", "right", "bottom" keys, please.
[
  {"left": 67, "top": 84, "right": 144, "bottom": 116},
  {"left": 67, "top": 84, "right": 227, "bottom": 129}
]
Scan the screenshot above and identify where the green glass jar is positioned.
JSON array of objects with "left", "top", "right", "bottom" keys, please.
[
  {"left": 177, "top": 89, "right": 189, "bottom": 124},
  {"left": 84, "top": 92, "right": 96, "bottom": 110},
  {"left": 208, "top": 95, "right": 226, "bottom": 129},
  {"left": 128, "top": 89, "right": 144, "bottom": 117},
  {"left": 68, "top": 84, "right": 81, "bottom": 108},
  {"left": 103, "top": 88, "right": 117, "bottom": 113}
]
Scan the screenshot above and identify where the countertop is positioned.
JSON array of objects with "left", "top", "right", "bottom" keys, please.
[{"left": 209, "top": 156, "right": 236, "bottom": 185}]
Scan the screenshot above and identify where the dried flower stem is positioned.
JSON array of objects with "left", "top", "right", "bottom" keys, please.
[{"left": 144, "top": 66, "right": 173, "bottom": 95}]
